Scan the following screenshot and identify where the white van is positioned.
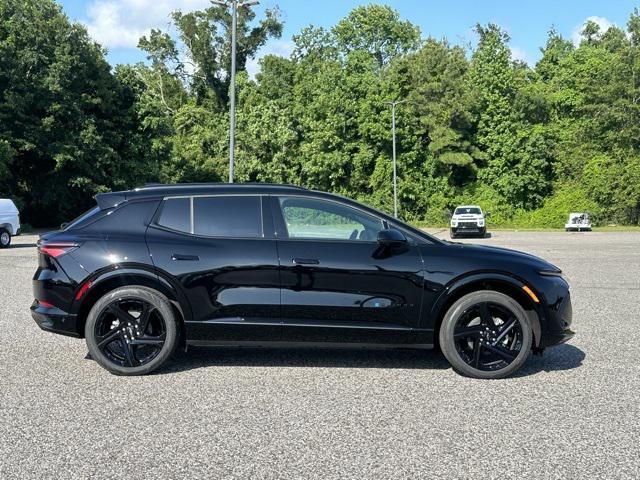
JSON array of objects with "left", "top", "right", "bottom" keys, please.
[{"left": 0, "top": 199, "right": 20, "bottom": 248}]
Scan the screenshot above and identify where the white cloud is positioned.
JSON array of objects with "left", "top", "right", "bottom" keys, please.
[
  {"left": 84, "top": 0, "right": 210, "bottom": 49},
  {"left": 572, "top": 16, "right": 615, "bottom": 46},
  {"left": 83, "top": 0, "right": 293, "bottom": 76},
  {"left": 246, "top": 39, "right": 295, "bottom": 78},
  {"left": 510, "top": 46, "right": 530, "bottom": 64}
]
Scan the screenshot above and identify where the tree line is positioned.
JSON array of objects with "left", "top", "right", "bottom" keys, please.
[{"left": 1, "top": 0, "right": 639, "bottom": 227}]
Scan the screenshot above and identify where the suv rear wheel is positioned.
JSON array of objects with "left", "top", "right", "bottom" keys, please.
[
  {"left": 85, "top": 286, "right": 178, "bottom": 375},
  {"left": 439, "top": 290, "right": 532, "bottom": 379}
]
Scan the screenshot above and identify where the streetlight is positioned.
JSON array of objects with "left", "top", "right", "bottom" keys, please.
[
  {"left": 211, "top": 0, "right": 260, "bottom": 183},
  {"left": 385, "top": 99, "right": 408, "bottom": 218}
]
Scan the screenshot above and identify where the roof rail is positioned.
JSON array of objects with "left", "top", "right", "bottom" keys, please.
[{"left": 139, "top": 182, "right": 307, "bottom": 190}]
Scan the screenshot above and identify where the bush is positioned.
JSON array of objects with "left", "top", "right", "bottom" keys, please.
[{"left": 416, "top": 182, "right": 602, "bottom": 229}]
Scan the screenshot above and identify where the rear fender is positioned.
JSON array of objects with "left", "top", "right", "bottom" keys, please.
[{"left": 71, "top": 264, "right": 192, "bottom": 337}]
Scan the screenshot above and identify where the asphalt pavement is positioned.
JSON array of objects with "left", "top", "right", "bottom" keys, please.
[{"left": 0, "top": 230, "right": 638, "bottom": 479}]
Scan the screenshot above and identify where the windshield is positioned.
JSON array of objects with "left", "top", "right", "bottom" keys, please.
[{"left": 454, "top": 207, "right": 481, "bottom": 215}]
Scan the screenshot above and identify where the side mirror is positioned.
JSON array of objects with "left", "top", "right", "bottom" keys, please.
[
  {"left": 377, "top": 229, "right": 407, "bottom": 246},
  {"left": 485, "top": 211, "right": 491, "bottom": 217}
]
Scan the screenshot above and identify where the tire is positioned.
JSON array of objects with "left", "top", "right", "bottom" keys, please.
[
  {"left": 85, "top": 286, "right": 178, "bottom": 375},
  {"left": 0, "top": 229, "right": 10, "bottom": 248},
  {"left": 439, "top": 290, "right": 532, "bottom": 379}
]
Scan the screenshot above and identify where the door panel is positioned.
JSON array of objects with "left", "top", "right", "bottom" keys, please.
[
  {"left": 277, "top": 240, "right": 424, "bottom": 343},
  {"left": 273, "top": 196, "right": 425, "bottom": 344},
  {"left": 146, "top": 195, "right": 281, "bottom": 342}
]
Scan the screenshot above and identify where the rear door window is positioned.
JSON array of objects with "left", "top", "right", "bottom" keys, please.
[
  {"left": 193, "top": 196, "right": 262, "bottom": 238},
  {"left": 157, "top": 197, "right": 191, "bottom": 233}
]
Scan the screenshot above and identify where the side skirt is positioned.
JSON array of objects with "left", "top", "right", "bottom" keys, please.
[{"left": 186, "top": 340, "right": 434, "bottom": 350}]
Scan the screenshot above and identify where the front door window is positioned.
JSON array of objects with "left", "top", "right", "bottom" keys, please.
[{"left": 279, "top": 197, "right": 383, "bottom": 242}]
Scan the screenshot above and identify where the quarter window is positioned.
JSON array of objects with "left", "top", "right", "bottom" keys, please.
[
  {"left": 279, "top": 197, "right": 383, "bottom": 241},
  {"left": 194, "top": 196, "right": 262, "bottom": 238},
  {"left": 157, "top": 197, "right": 191, "bottom": 233}
]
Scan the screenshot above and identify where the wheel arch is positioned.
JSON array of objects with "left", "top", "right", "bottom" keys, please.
[
  {"left": 72, "top": 267, "right": 190, "bottom": 339},
  {"left": 429, "top": 273, "right": 543, "bottom": 347}
]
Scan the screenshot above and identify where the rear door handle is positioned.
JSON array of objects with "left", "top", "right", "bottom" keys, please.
[
  {"left": 292, "top": 258, "right": 320, "bottom": 265},
  {"left": 172, "top": 254, "right": 200, "bottom": 261}
]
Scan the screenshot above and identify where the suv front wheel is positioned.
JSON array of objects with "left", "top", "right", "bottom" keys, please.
[
  {"left": 85, "top": 286, "right": 178, "bottom": 375},
  {"left": 439, "top": 290, "right": 532, "bottom": 379}
]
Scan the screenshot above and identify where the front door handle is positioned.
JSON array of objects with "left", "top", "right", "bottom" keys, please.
[
  {"left": 172, "top": 254, "right": 200, "bottom": 261},
  {"left": 292, "top": 258, "right": 320, "bottom": 265}
]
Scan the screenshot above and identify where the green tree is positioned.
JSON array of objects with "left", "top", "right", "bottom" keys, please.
[
  {"left": 333, "top": 5, "right": 421, "bottom": 67},
  {"left": 139, "top": 4, "right": 282, "bottom": 106},
  {"left": 536, "top": 27, "right": 574, "bottom": 81},
  {"left": 0, "top": 0, "right": 153, "bottom": 224},
  {"left": 470, "top": 24, "right": 552, "bottom": 208},
  {"left": 3, "top": 1, "right": 640, "bottom": 227},
  {"left": 134, "top": 2, "right": 284, "bottom": 184},
  {"left": 403, "top": 39, "right": 480, "bottom": 187}
]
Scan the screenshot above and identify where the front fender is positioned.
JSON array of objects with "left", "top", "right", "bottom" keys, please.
[{"left": 427, "top": 271, "right": 543, "bottom": 347}]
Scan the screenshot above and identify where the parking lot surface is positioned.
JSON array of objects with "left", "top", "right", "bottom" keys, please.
[{"left": 1, "top": 230, "right": 639, "bottom": 479}]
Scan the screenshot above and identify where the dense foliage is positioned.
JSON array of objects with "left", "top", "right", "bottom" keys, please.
[{"left": 1, "top": 1, "right": 639, "bottom": 227}]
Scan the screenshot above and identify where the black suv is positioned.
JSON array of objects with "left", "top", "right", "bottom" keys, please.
[{"left": 31, "top": 183, "right": 574, "bottom": 378}]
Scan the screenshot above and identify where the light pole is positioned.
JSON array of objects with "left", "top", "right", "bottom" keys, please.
[
  {"left": 212, "top": 0, "right": 259, "bottom": 183},
  {"left": 385, "top": 100, "right": 407, "bottom": 218}
]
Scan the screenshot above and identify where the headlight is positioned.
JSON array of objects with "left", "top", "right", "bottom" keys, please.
[
  {"left": 478, "top": 219, "right": 485, "bottom": 226},
  {"left": 451, "top": 220, "right": 457, "bottom": 227}
]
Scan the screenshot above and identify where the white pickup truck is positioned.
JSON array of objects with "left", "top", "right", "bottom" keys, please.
[
  {"left": 0, "top": 199, "right": 21, "bottom": 248},
  {"left": 450, "top": 205, "right": 487, "bottom": 238}
]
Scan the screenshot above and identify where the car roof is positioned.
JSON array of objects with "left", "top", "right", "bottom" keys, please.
[
  {"left": 95, "top": 183, "right": 309, "bottom": 208},
  {"left": 135, "top": 182, "right": 308, "bottom": 195},
  {"left": 92, "top": 182, "right": 445, "bottom": 245},
  {"left": 455, "top": 205, "right": 482, "bottom": 209}
]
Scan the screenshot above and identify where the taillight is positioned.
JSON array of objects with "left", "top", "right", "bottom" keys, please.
[
  {"left": 38, "top": 242, "right": 78, "bottom": 258},
  {"left": 38, "top": 300, "right": 55, "bottom": 309}
]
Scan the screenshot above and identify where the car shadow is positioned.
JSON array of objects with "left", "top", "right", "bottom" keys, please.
[
  {"left": 450, "top": 233, "right": 491, "bottom": 240},
  {"left": 160, "top": 347, "right": 451, "bottom": 374},
  {"left": 514, "top": 343, "right": 585, "bottom": 377},
  {"left": 158, "top": 343, "right": 585, "bottom": 377},
  {"left": 6, "top": 243, "right": 37, "bottom": 249}
]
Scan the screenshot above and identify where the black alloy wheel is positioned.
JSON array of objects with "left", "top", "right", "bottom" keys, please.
[
  {"left": 439, "top": 290, "right": 532, "bottom": 379},
  {"left": 95, "top": 298, "right": 166, "bottom": 367},
  {"left": 85, "top": 287, "right": 178, "bottom": 375},
  {"left": 454, "top": 302, "right": 523, "bottom": 371}
]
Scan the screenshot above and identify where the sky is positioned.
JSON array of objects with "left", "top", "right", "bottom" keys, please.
[{"left": 59, "top": 0, "right": 640, "bottom": 75}]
